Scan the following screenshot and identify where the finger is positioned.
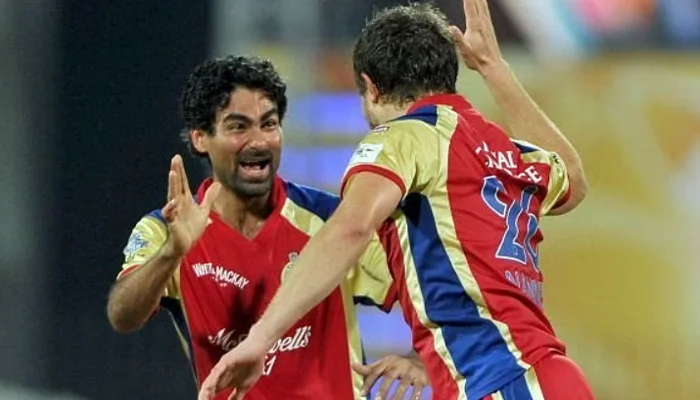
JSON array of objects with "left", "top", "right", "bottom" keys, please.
[
  {"left": 449, "top": 26, "right": 473, "bottom": 59},
  {"left": 377, "top": 375, "right": 394, "bottom": 400},
  {"left": 161, "top": 199, "right": 178, "bottom": 222},
  {"left": 388, "top": 379, "right": 410, "bottom": 400},
  {"left": 449, "top": 26, "right": 468, "bottom": 49},
  {"left": 197, "top": 384, "right": 216, "bottom": 400},
  {"left": 411, "top": 384, "right": 425, "bottom": 400},
  {"left": 175, "top": 154, "right": 192, "bottom": 196},
  {"left": 167, "top": 167, "right": 178, "bottom": 202},
  {"left": 475, "top": 0, "right": 492, "bottom": 20},
  {"left": 352, "top": 363, "right": 372, "bottom": 376},
  {"left": 361, "top": 366, "right": 385, "bottom": 396},
  {"left": 199, "top": 367, "right": 223, "bottom": 399},
  {"left": 201, "top": 182, "right": 222, "bottom": 210},
  {"left": 170, "top": 159, "right": 183, "bottom": 199},
  {"left": 463, "top": 0, "right": 478, "bottom": 26},
  {"left": 232, "top": 388, "right": 248, "bottom": 400}
]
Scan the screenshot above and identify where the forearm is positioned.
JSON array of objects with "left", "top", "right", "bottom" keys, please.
[
  {"left": 250, "top": 222, "right": 373, "bottom": 349},
  {"left": 107, "top": 249, "right": 181, "bottom": 333},
  {"left": 480, "top": 62, "right": 588, "bottom": 207}
]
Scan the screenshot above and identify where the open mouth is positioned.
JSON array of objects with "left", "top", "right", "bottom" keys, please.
[{"left": 238, "top": 158, "right": 272, "bottom": 180}]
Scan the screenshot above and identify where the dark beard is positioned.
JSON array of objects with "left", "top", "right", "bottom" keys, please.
[{"left": 213, "top": 161, "right": 276, "bottom": 199}]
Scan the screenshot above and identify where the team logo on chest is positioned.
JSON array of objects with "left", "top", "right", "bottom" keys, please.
[
  {"left": 280, "top": 252, "right": 298, "bottom": 282},
  {"left": 191, "top": 262, "right": 250, "bottom": 290}
]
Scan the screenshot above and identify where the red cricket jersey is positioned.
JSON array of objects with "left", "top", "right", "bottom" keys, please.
[
  {"left": 118, "top": 177, "right": 397, "bottom": 399},
  {"left": 340, "top": 94, "right": 572, "bottom": 399}
]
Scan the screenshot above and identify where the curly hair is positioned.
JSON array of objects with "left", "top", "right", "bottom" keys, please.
[
  {"left": 353, "top": 3, "right": 458, "bottom": 105},
  {"left": 180, "top": 55, "right": 288, "bottom": 157}
]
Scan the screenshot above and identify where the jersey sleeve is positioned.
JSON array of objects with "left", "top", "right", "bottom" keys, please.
[
  {"left": 340, "top": 120, "right": 433, "bottom": 199},
  {"left": 347, "top": 234, "right": 397, "bottom": 313},
  {"left": 118, "top": 211, "right": 180, "bottom": 299},
  {"left": 513, "top": 140, "right": 571, "bottom": 215}
]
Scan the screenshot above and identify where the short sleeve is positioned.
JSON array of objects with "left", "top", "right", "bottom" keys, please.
[
  {"left": 542, "top": 152, "right": 571, "bottom": 214},
  {"left": 340, "top": 122, "right": 421, "bottom": 199},
  {"left": 513, "top": 140, "right": 571, "bottom": 215},
  {"left": 347, "top": 234, "right": 397, "bottom": 313},
  {"left": 118, "top": 211, "right": 179, "bottom": 299}
]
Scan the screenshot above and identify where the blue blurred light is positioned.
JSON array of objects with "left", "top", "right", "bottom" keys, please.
[
  {"left": 279, "top": 146, "right": 356, "bottom": 189},
  {"left": 286, "top": 92, "right": 369, "bottom": 136}
]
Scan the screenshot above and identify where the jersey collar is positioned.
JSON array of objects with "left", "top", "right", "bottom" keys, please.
[{"left": 407, "top": 93, "right": 473, "bottom": 113}]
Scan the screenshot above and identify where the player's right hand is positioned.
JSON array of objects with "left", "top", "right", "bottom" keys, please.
[{"left": 160, "top": 155, "right": 221, "bottom": 258}]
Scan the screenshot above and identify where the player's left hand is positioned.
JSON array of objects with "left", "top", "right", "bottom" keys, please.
[
  {"left": 449, "top": 0, "right": 504, "bottom": 73},
  {"left": 353, "top": 354, "right": 428, "bottom": 400},
  {"left": 197, "top": 338, "right": 268, "bottom": 400}
]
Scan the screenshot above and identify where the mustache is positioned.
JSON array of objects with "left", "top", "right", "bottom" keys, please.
[{"left": 236, "top": 150, "right": 273, "bottom": 164}]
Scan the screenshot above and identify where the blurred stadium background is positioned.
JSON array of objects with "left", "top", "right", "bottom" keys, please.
[{"left": 1, "top": 0, "right": 699, "bottom": 399}]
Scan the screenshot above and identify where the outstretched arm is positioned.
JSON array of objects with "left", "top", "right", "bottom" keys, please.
[{"left": 250, "top": 172, "right": 402, "bottom": 348}]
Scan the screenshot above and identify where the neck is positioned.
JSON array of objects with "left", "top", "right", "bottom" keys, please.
[
  {"left": 212, "top": 185, "right": 274, "bottom": 239},
  {"left": 375, "top": 91, "right": 439, "bottom": 125},
  {"left": 381, "top": 103, "right": 413, "bottom": 123}
]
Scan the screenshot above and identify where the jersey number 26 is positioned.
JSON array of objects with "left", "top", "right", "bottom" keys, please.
[{"left": 481, "top": 176, "right": 540, "bottom": 269}]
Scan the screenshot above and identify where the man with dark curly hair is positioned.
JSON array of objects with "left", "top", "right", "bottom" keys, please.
[
  {"left": 202, "top": 1, "right": 594, "bottom": 399},
  {"left": 106, "top": 55, "right": 428, "bottom": 400}
]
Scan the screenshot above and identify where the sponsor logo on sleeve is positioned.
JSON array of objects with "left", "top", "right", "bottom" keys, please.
[
  {"left": 123, "top": 231, "right": 148, "bottom": 263},
  {"left": 350, "top": 143, "right": 384, "bottom": 164}
]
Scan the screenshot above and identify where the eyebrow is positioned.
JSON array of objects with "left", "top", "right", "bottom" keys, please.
[{"left": 221, "top": 108, "right": 279, "bottom": 125}]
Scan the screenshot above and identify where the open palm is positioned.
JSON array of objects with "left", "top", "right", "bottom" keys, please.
[
  {"left": 449, "top": 0, "right": 503, "bottom": 72},
  {"left": 161, "top": 155, "right": 221, "bottom": 257}
]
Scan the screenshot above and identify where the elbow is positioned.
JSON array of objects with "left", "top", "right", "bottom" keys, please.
[
  {"left": 551, "top": 171, "right": 588, "bottom": 216},
  {"left": 568, "top": 170, "right": 589, "bottom": 208},
  {"left": 106, "top": 298, "right": 145, "bottom": 334}
]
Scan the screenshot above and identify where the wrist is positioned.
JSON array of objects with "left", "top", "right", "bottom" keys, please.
[
  {"left": 248, "top": 322, "right": 281, "bottom": 352},
  {"left": 477, "top": 60, "right": 512, "bottom": 81},
  {"left": 158, "top": 241, "right": 185, "bottom": 262}
]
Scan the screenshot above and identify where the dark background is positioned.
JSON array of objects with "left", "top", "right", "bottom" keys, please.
[{"left": 52, "top": 2, "right": 209, "bottom": 398}]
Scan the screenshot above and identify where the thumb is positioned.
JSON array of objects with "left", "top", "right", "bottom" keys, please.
[
  {"left": 201, "top": 182, "right": 222, "bottom": 209},
  {"left": 449, "top": 25, "right": 470, "bottom": 55},
  {"left": 352, "top": 363, "right": 372, "bottom": 376}
]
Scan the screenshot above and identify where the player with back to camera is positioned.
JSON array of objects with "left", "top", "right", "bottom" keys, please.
[
  {"left": 200, "top": 0, "right": 596, "bottom": 399},
  {"left": 107, "top": 55, "right": 429, "bottom": 400}
]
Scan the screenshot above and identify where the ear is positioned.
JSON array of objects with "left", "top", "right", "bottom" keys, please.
[
  {"left": 191, "top": 130, "right": 209, "bottom": 154},
  {"left": 361, "top": 73, "right": 380, "bottom": 104}
]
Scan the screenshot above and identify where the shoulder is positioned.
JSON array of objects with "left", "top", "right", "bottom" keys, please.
[
  {"left": 364, "top": 105, "right": 440, "bottom": 146},
  {"left": 283, "top": 181, "right": 339, "bottom": 221},
  {"left": 380, "top": 105, "right": 440, "bottom": 132},
  {"left": 130, "top": 209, "right": 167, "bottom": 231}
]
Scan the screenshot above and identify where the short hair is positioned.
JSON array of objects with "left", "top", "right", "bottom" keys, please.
[
  {"left": 352, "top": 3, "right": 459, "bottom": 104},
  {"left": 179, "top": 55, "right": 288, "bottom": 158}
]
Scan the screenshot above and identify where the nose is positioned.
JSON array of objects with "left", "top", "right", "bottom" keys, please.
[{"left": 243, "top": 127, "right": 269, "bottom": 150}]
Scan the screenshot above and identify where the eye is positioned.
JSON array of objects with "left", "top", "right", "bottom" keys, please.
[
  {"left": 262, "top": 119, "right": 279, "bottom": 129},
  {"left": 226, "top": 123, "right": 246, "bottom": 132}
]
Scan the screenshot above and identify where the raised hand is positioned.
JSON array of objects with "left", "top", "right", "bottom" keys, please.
[
  {"left": 160, "top": 155, "right": 221, "bottom": 258},
  {"left": 449, "top": 0, "right": 504, "bottom": 72}
]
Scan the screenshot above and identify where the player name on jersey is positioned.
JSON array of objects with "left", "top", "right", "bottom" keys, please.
[{"left": 475, "top": 141, "right": 544, "bottom": 184}]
